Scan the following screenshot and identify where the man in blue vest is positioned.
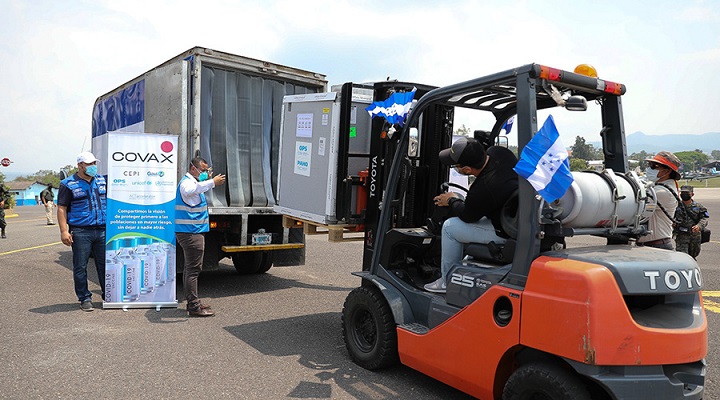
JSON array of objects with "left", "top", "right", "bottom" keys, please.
[
  {"left": 176, "top": 157, "right": 225, "bottom": 317},
  {"left": 57, "top": 152, "right": 107, "bottom": 311}
]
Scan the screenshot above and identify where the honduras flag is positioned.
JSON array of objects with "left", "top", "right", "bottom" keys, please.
[
  {"left": 501, "top": 115, "right": 514, "bottom": 134},
  {"left": 513, "top": 115, "right": 574, "bottom": 203},
  {"left": 365, "top": 89, "right": 417, "bottom": 126}
]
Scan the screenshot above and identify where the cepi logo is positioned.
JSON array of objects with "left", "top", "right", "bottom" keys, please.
[{"left": 112, "top": 140, "right": 175, "bottom": 164}]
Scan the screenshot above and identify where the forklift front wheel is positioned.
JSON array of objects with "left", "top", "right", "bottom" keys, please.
[
  {"left": 502, "top": 362, "right": 591, "bottom": 400},
  {"left": 342, "top": 286, "right": 399, "bottom": 370}
]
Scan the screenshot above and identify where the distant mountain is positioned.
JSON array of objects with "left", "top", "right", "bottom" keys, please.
[{"left": 624, "top": 131, "right": 720, "bottom": 155}]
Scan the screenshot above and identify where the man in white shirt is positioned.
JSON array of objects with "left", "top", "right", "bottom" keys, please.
[{"left": 175, "top": 157, "right": 226, "bottom": 317}]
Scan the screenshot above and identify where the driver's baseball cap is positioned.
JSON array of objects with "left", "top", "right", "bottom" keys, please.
[
  {"left": 439, "top": 137, "right": 486, "bottom": 167},
  {"left": 77, "top": 151, "right": 98, "bottom": 164}
]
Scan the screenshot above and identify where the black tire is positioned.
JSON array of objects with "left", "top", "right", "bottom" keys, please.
[
  {"left": 341, "top": 286, "right": 399, "bottom": 370},
  {"left": 232, "top": 251, "right": 273, "bottom": 274},
  {"left": 502, "top": 362, "right": 591, "bottom": 400},
  {"left": 202, "top": 233, "right": 221, "bottom": 270}
]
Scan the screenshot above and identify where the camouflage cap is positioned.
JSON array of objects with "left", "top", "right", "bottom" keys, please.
[{"left": 680, "top": 185, "right": 694, "bottom": 193}]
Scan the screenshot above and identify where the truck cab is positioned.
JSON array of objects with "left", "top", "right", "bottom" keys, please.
[{"left": 342, "top": 64, "right": 707, "bottom": 399}]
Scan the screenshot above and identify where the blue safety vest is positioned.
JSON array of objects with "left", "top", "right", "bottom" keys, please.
[
  {"left": 59, "top": 174, "right": 107, "bottom": 227},
  {"left": 175, "top": 176, "right": 209, "bottom": 233}
]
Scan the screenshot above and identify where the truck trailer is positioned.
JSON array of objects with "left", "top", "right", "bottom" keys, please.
[{"left": 92, "top": 47, "right": 328, "bottom": 273}]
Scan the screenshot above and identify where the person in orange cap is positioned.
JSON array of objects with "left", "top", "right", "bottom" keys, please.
[{"left": 638, "top": 151, "right": 681, "bottom": 250}]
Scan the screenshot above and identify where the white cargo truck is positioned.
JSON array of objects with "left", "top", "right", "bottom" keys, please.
[{"left": 92, "top": 47, "right": 328, "bottom": 273}]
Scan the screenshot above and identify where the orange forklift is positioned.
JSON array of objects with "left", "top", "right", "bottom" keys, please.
[{"left": 342, "top": 64, "right": 707, "bottom": 399}]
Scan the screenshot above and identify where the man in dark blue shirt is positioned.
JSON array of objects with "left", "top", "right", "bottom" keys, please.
[{"left": 57, "top": 152, "right": 107, "bottom": 311}]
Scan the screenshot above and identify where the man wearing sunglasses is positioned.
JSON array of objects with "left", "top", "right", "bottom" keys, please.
[
  {"left": 175, "top": 157, "right": 226, "bottom": 317},
  {"left": 638, "top": 151, "right": 681, "bottom": 250}
]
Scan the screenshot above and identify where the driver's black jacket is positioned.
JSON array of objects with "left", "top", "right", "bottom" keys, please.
[{"left": 448, "top": 146, "right": 518, "bottom": 237}]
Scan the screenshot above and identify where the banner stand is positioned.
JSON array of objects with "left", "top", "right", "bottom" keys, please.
[{"left": 103, "top": 132, "right": 179, "bottom": 309}]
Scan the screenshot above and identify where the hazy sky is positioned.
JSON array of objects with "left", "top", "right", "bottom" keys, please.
[{"left": 1, "top": 0, "right": 719, "bottom": 175}]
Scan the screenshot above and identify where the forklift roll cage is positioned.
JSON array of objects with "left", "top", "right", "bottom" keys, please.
[{"left": 367, "top": 63, "right": 629, "bottom": 288}]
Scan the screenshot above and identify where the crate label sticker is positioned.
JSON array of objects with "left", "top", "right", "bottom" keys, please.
[
  {"left": 294, "top": 141, "right": 312, "bottom": 176},
  {"left": 318, "top": 137, "right": 326, "bottom": 156},
  {"left": 296, "top": 113, "right": 313, "bottom": 138},
  {"left": 322, "top": 113, "right": 329, "bottom": 126},
  {"left": 349, "top": 126, "right": 357, "bottom": 138},
  {"left": 350, "top": 106, "right": 357, "bottom": 124}
]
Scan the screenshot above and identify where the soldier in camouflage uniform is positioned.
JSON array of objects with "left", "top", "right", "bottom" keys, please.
[
  {"left": 0, "top": 183, "right": 9, "bottom": 238},
  {"left": 674, "top": 186, "right": 709, "bottom": 259}
]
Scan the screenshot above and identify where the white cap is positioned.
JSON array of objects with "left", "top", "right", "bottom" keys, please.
[{"left": 77, "top": 152, "right": 98, "bottom": 164}]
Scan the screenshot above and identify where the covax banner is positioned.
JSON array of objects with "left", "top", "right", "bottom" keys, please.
[{"left": 103, "top": 132, "right": 178, "bottom": 309}]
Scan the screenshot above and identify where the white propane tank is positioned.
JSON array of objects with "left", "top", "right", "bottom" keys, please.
[{"left": 554, "top": 170, "right": 649, "bottom": 229}]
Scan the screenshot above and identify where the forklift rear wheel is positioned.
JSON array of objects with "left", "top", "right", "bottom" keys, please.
[
  {"left": 342, "top": 286, "right": 399, "bottom": 370},
  {"left": 232, "top": 251, "right": 273, "bottom": 274},
  {"left": 502, "top": 362, "right": 591, "bottom": 400}
]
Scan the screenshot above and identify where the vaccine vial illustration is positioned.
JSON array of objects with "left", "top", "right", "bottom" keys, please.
[
  {"left": 117, "top": 238, "right": 140, "bottom": 302},
  {"left": 150, "top": 240, "right": 167, "bottom": 287},
  {"left": 136, "top": 237, "right": 155, "bottom": 294},
  {"left": 104, "top": 255, "right": 123, "bottom": 303},
  {"left": 162, "top": 243, "right": 176, "bottom": 282}
]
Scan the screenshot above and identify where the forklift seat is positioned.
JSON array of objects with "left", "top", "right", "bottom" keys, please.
[
  {"left": 462, "top": 190, "right": 519, "bottom": 264},
  {"left": 465, "top": 239, "right": 516, "bottom": 264}
]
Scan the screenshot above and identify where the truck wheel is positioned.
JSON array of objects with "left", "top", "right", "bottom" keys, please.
[
  {"left": 232, "top": 252, "right": 273, "bottom": 274},
  {"left": 502, "top": 362, "right": 591, "bottom": 400},
  {"left": 342, "top": 286, "right": 399, "bottom": 370}
]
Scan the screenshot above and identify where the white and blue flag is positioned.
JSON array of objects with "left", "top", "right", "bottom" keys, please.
[
  {"left": 513, "top": 115, "right": 574, "bottom": 203},
  {"left": 365, "top": 89, "right": 417, "bottom": 126},
  {"left": 501, "top": 115, "right": 515, "bottom": 134}
]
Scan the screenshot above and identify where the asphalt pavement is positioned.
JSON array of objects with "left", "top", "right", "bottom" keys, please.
[{"left": 0, "top": 189, "right": 718, "bottom": 399}]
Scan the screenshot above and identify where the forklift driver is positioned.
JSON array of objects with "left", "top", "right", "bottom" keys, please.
[{"left": 425, "top": 137, "right": 518, "bottom": 293}]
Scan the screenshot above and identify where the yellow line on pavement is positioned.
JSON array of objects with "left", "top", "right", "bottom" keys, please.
[
  {"left": 703, "top": 291, "right": 720, "bottom": 297},
  {"left": 0, "top": 242, "right": 63, "bottom": 256},
  {"left": 705, "top": 299, "right": 720, "bottom": 314},
  {"left": 6, "top": 217, "right": 47, "bottom": 224}
]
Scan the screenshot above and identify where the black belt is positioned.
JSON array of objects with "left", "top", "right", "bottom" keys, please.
[
  {"left": 639, "top": 238, "right": 671, "bottom": 246},
  {"left": 70, "top": 225, "right": 105, "bottom": 230}
]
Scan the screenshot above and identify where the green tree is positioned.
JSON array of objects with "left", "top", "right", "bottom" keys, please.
[
  {"left": 569, "top": 158, "right": 588, "bottom": 171},
  {"left": 570, "top": 136, "right": 601, "bottom": 160},
  {"left": 629, "top": 150, "right": 651, "bottom": 171},
  {"left": 675, "top": 150, "right": 708, "bottom": 172},
  {"left": 711, "top": 150, "right": 720, "bottom": 160},
  {"left": 454, "top": 124, "right": 471, "bottom": 136},
  {"left": 15, "top": 166, "right": 77, "bottom": 187}
]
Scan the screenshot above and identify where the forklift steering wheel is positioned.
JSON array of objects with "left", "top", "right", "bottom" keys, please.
[
  {"left": 427, "top": 182, "right": 467, "bottom": 235},
  {"left": 440, "top": 182, "right": 468, "bottom": 197}
]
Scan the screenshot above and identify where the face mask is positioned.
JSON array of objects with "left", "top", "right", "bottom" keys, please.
[
  {"left": 198, "top": 172, "right": 209, "bottom": 181},
  {"left": 645, "top": 168, "right": 659, "bottom": 183},
  {"left": 680, "top": 193, "right": 692, "bottom": 201},
  {"left": 85, "top": 165, "right": 98, "bottom": 177}
]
